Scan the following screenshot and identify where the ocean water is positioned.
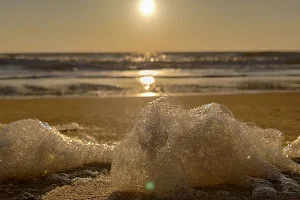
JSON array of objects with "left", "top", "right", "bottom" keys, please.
[
  {"left": 1, "top": 97, "right": 300, "bottom": 199},
  {"left": 1, "top": 52, "right": 300, "bottom": 97}
]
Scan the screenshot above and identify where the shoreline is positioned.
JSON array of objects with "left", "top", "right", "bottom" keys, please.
[{"left": 0, "top": 90, "right": 299, "bottom": 100}]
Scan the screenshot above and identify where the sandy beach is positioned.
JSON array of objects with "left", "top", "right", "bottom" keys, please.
[
  {"left": 1, "top": 92, "right": 300, "bottom": 200},
  {"left": 1, "top": 92, "right": 299, "bottom": 141}
]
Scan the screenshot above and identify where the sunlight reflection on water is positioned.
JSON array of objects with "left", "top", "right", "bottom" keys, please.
[
  {"left": 137, "top": 70, "right": 159, "bottom": 96},
  {"left": 139, "top": 76, "right": 156, "bottom": 91},
  {"left": 139, "top": 70, "right": 158, "bottom": 76},
  {"left": 137, "top": 92, "right": 158, "bottom": 97}
]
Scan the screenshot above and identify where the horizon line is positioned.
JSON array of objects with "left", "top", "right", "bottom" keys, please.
[{"left": 1, "top": 50, "right": 300, "bottom": 54}]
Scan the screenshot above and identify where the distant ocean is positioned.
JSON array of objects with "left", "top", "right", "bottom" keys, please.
[{"left": 1, "top": 52, "right": 300, "bottom": 97}]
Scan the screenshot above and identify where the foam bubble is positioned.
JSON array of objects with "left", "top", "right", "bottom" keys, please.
[
  {"left": 0, "top": 119, "right": 114, "bottom": 180},
  {"left": 111, "top": 96, "right": 300, "bottom": 196}
]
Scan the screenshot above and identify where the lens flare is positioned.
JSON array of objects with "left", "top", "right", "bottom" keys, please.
[{"left": 145, "top": 181, "right": 155, "bottom": 191}]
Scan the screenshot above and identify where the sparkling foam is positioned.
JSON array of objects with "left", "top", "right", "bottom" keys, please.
[
  {"left": 284, "top": 136, "right": 300, "bottom": 158},
  {"left": 111, "top": 96, "right": 300, "bottom": 196},
  {"left": 0, "top": 119, "right": 113, "bottom": 180}
]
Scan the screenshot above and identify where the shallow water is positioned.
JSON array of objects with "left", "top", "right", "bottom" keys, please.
[
  {"left": 1, "top": 76, "right": 300, "bottom": 98},
  {"left": 1, "top": 52, "right": 300, "bottom": 97}
]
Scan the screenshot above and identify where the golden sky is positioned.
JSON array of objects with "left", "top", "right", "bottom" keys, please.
[{"left": 0, "top": 0, "right": 300, "bottom": 52}]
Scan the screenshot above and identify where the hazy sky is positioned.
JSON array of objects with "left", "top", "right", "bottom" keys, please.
[{"left": 1, "top": 0, "right": 300, "bottom": 52}]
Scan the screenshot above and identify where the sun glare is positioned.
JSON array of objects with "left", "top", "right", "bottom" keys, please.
[
  {"left": 140, "top": 0, "right": 154, "bottom": 15},
  {"left": 140, "top": 76, "right": 155, "bottom": 85}
]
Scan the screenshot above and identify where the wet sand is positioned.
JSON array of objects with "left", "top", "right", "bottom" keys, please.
[
  {"left": 1, "top": 92, "right": 300, "bottom": 141},
  {"left": 1, "top": 92, "right": 300, "bottom": 199}
]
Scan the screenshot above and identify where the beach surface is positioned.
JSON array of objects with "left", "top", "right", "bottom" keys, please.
[
  {"left": 1, "top": 92, "right": 300, "bottom": 200},
  {"left": 1, "top": 92, "right": 300, "bottom": 141}
]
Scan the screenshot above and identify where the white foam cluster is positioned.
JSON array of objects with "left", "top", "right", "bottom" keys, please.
[
  {"left": 0, "top": 119, "right": 114, "bottom": 180},
  {"left": 284, "top": 136, "right": 300, "bottom": 158},
  {"left": 111, "top": 96, "right": 300, "bottom": 195}
]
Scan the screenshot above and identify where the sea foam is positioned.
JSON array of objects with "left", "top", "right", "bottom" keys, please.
[
  {"left": 111, "top": 96, "right": 300, "bottom": 196},
  {"left": 0, "top": 119, "right": 113, "bottom": 180}
]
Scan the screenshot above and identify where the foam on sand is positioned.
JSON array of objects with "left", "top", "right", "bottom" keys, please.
[
  {"left": 111, "top": 96, "right": 300, "bottom": 197},
  {"left": 2, "top": 96, "right": 300, "bottom": 198},
  {"left": 0, "top": 119, "right": 114, "bottom": 180}
]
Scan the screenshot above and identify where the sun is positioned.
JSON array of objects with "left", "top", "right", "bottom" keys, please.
[{"left": 140, "top": 0, "right": 154, "bottom": 16}]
